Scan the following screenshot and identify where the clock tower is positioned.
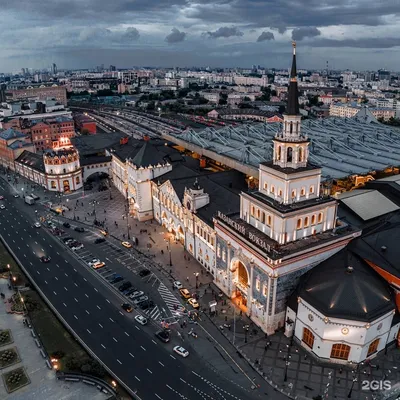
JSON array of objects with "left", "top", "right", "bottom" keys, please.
[{"left": 183, "top": 179, "right": 210, "bottom": 212}]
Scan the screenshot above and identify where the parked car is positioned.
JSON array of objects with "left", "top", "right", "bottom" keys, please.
[
  {"left": 123, "top": 287, "right": 136, "bottom": 296},
  {"left": 155, "top": 330, "right": 170, "bottom": 343},
  {"left": 111, "top": 276, "right": 124, "bottom": 284},
  {"left": 0, "top": 205, "right": 5, "bottom": 210},
  {"left": 179, "top": 288, "right": 191, "bottom": 299},
  {"left": 14, "top": 194, "right": 19, "bottom": 198},
  {"left": 139, "top": 300, "right": 154, "bottom": 310},
  {"left": 188, "top": 298, "right": 200, "bottom": 309},
  {"left": 40, "top": 256, "right": 51, "bottom": 263},
  {"left": 74, "top": 227, "right": 85, "bottom": 233},
  {"left": 63, "top": 222, "right": 71, "bottom": 228},
  {"left": 133, "top": 296, "right": 148, "bottom": 305},
  {"left": 107, "top": 274, "right": 119, "bottom": 281},
  {"left": 134, "top": 315, "right": 148, "bottom": 325},
  {"left": 33, "top": 222, "right": 41, "bottom": 228},
  {"left": 63, "top": 237, "right": 74, "bottom": 244},
  {"left": 0, "top": 196, "right": 4, "bottom": 200},
  {"left": 121, "top": 303, "right": 133, "bottom": 313},
  {"left": 94, "top": 238, "right": 106, "bottom": 244},
  {"left": 118, "top": 281, "right": 132, "bottom": 292},
  {"left": 130, "top": 291, "right": 144, "bottom": 299},
  {"left": 71, "top": 243, "right": 84, "bottom": 251},
  {"left": 93, "top": 262, "right": 105, "bottom": 269},
  {"left": 173, "top": 346, "right": 189, "bottom": 358},
  {"left": 139, "top": 269, "right": 150, "bottom": 277},
  {"left": 68, "top": 241, "right": 79, "bottom": 248},
  {"left": 88, "top": 259, "right": 101, "bottom": 267},
  {"left": 121, "top": 241, "right": 132, "bottom": 248},
  {"left": 173, "top": 281, "right": 183, "bottom": 289}
]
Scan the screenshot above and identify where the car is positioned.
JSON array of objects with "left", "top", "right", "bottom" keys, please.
[
  {"left": 130, "top": 290, "right": 144, "bottom": 299},
  {"left": 118, "top": 281, "right": 132, "bottom": 292},
  {"left": 134, "top": 315, "right": 148, "bottom": 325},
  {"left": 107, "top": 274, "right": 119, "bottom": 281},
  {"left": 40, "top": 256, "right": 51, "bottom": 263},
  {"left": 93, "top": 262, "right": 105, "bottom": 269},
  {"left": 88, "top": 258, "right": 101, "bottom": 267},
  {"left": 155, "top": 330, "right": 170, "bottom": 343},
  {"left": 0, "top": 205, "right": 5, "bottom": 210},
  {"left": 139, "top": 300, "right": 154, "bottom": 310},
  {"left": 111, "top": 276, "right": 124, "bottom": 284},
  {"left": 94, "top": 237, "right": 106, "bottom": 244},
  {"left": 121, "top": 303, "right": 133, "bottom": 313},
  {"left": 179, "top": 288, "right": 191, "bottom": 299},
  {"left": 68, "top": 241, "right": 79, "bottom": 248},
  {"left": 33, "top": 222, "right": 41, "bottom": 228},
  {"left": 0, "top": 196, "right": 4, "bottom": 200},
  {"left": 188, "top": 298, "right": 200, "bottom": 309},
  {"left": 121, "top": 241, "right": 132, "bottom": 248},
  {"left": 173, "top": 281, "right": 183, "bottom": 289},
  {"left": 74, "top": 227, "right": 85, "bottom": 232},
  {"left": 139, "top": 269, "right": 150, "bottom": 277},
  {"left": 71, "top": 243, "right": 84, "bottom": 251},
  {"left": 124, "top": 287, "right": 136, "bottom": 296},
  {"left": 63, "top": 237, "right": 74, "bottom": 243},
  {"left": 133, "top": 296, "right": 148, "bottom": 305},
  {"left": 173, "top": 346, "right": 189, "bottom": 358},
  {"left": 63, "top": 222, "right": 71, "bottom": 228},
  {"left": 14, "top": 194, "right": 19, "bottom": 198}
]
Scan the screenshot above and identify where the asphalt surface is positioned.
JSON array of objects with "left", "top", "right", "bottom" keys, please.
[{"left": 0, "top": 181, "right": 258, "bottom": 400}]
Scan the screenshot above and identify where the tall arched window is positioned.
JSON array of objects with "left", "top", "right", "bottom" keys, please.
[
  {"left": 297, "top": 218, "right": 302, "bottom": 229},
  {"left": 261, "top": 212, "right": 266, "bottom": 224},
  {"left": 304, "top": 217, "right": 309, "bottom": 227},
  {"left": 257, "top": 209, "right": 260, "bottom": 219},
  {"left": 290, "top": 122, "right": 293, "bottom": 134},
  {"left": 311, "top": 215, "right": 316, "bottom": 225},
  {"left": 302, "top": 328, "right": 315, "bottom": 349},
  {"left": 367, "top": 339, "right": 380, "bottom": 356},
  {"left": 291, "top": 190, "right": 296, "bottom": 199},
  {"left": 287, "top": 147, "right": 293, "bottom": 162},
  {"left": 277, "top": 146, "right": 281, "bottom": 161},
  {"left": 318, "top": 212, "right": 323, "bottom": 223},
  {"left": 298, "top": 147, "right": 303, "bottom": 162},
  {"left": 267, "top": 215, "right": 272, "bottom": 226},
  {"left": 330, "top": 344, "right": 350, "bottom": 360}
]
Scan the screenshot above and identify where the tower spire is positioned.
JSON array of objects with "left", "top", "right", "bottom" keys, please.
[{"left": 286, "top": 41, "right": 300, "bottom": 115}]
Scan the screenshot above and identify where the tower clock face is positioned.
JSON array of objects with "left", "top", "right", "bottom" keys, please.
[{"left": 186, "top": 201, "right": 191, "bottom": 210}]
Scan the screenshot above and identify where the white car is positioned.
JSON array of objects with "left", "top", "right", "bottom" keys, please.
[
  {"left": 173, "top": 281, "right": 183, "bottom": 289},
  {"left": 88, "top": 258, "right": 101, "bottom": 267},
  {"left": 173, "top": 346, "right": 189, "bottom": 358},
  {"left": 34, "top": 222, "right": 41, "bottom": 228},
  {"left": 130, "top": 291, "right": 144, "bottom": 299},
  {"left": 14, "top": 194, "right": 19, "bottom": 198},
  {"left": 71, "top": 244, "right": 84, "bottom": 251},
  {"left": 134, "top": 315, "right": 148, "bottom": 325},
  {"left": 0, "top": 205, "right": 5, "bottom": 210}
]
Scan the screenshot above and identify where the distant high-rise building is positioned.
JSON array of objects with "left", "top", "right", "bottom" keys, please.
[
  {"left": 378, "top": 69, "right": 390, "bottom": 81},
  {"left": 0, "top": 83, "right": 6, "bottom": 103},
  {"left": 110, "top": 65, "right": 116, "bottom": 72},
  {"left": 52, "top": 63, "right": 58, "bottom": 75}
]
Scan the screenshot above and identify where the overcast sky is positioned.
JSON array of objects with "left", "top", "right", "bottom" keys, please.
[{"left": 1, "top": 0, "right": 400, "bottom": 72}]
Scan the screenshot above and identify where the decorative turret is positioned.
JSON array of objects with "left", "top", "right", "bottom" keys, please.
[{"left": 272, "top": 42, "right": 309, "bottom": 169}]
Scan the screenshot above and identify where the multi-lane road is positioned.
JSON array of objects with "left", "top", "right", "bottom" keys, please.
[{"left": 0, "top": 181, "right": 259, "bottom": 400}]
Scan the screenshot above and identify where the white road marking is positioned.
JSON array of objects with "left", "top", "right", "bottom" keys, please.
[
  {"left": 94, "top": 288, "right": 98, "bottom": 292},
  {"left": 97, "top": 305, "right": 101, "bottom": 310},
  {"left": 129, "top": 352, "right": 134, "bottom": 358},
  {"left": 117, "top": 359, "right": 122, "bottom": 365},
  {"left": 64, "top": 273, "right": 68, "bottom": 277},
  {"left": 180, "top": 378, "right": 186, "bottom": 384},
  {"left": 74, "top": 268, "right": 77, "bottom": 272},
  {"left": 74, "top": 283, "right": 78, "bottom": 287},
  {"left": 64, "top": 287, "right": 68, "bottom": 291},
  {"left": 141, "top": 346, "right": 146, "bottom": 351},
  {"left": 170, "top": 355, "right": 176, "bottom": 360},
  {"left": 44, "top": 280, "right": 48, "bottom": 284},
  {"left": 36, "top": 271, "right": 40, "bottom": 275},
  {"left": 101, "top": 344, "right": 106, "bottom": 349},
  {"left": 159, "top": 361, "right": 164, "bottom": 367},
  {"left": 53, "top": 291, "right": 57, "bottom": 295},
  {"left": 74, "top": 315, "right": 78, "bottom": 320},
  {"left": 135, "top": 376, "right": 140, "bottom": 382},
  {"left": 87, "top": 329, "right": 91, "bottom": 334},
  {"left": 56, "top": 264, "right": 60, "bottom": 268},
  {"left": 109, "top": 318, "right": 114, "bottom": 322},
  {"left": 113, "top": 337, "right": 118, "bottom": 342},
  {"left": 46, "top": 267, "right": 50, "bottom": 271},
  {"left": 55, "top": 277, "right": 58, "bottom": 280},
  {"left": 63, "top": 303, "right": 67, "bottom": 307},
  {"left": 85, "top": 310, "right": 90, "bottom": 315},
  {"left": 85, "top": 294, "right": 89, "bottom": 298},
  {"left": 125, "top": 332, "right": 129, "bottom": 337},
  {"left": 83, "top": 278, "right": 87, "bottom": 281},
  {"left": 74, "top": 298, "right": 78, "bottom": 302},
  {"left": 152, "top": 340, "right": 157, "bottom": 345},
  {"left": 147, "top": 368, "right": 152, "bottom": 374},
  {"left": 99, "top": 323, "right": 103, "bottom": 328},
  {"left": 155, "top": 394, "right": 163, "bottom": 400},
  {"left": 106, "top": 299, "right": 110, "bottom": 303},
  {"left": 135, "top": 326, "right": 140, "bottom": 331},
  {"left": 119, "top": 311, "right": 124, "bottom": 316}
]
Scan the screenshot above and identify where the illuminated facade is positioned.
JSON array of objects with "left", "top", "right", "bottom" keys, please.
[{"left": 213, "top": 44, "right": 360, "bottom": 334}]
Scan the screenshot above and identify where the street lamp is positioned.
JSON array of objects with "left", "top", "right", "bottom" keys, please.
[
  {"left": 347, "top": 377, "right": 357, "bottom": 398},
  {"left": 164, "top": 237, "right": 172, "bottom": 266},
  {"left": 90, "top": 200, "right": 99, "bottom": 224},
  {"left": 194, "top": 272, "right": 199, "bottom": 289},
  {"left": 284, "top": 355, "right": 291, "bottom": 382}
]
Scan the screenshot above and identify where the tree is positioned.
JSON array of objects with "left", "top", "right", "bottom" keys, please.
[
  {"left": 243, "top": 96, "right": 251, "bottom": 102},
  {"left": 146, "top": 101, "right": 156, "bottom": 111},
  {"left": 96, "top": 89, "right": 114, "bottom": 97},
  {"left": 308, "top": 95, "right": 319, "bottom": 106}
]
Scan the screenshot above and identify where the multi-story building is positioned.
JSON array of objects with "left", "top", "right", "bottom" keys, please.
[
  {"left": 74, "top": 114, "right": 96, "bottom": 134},
  {"left": 6, "top": 84, "right": 67, "bottom": 106},
  {"left": 330, "top": 103, "right": 395, "bottom": 121},
  {"left": 213, "top": 43, "right": 360, "bottom": 334},
  {"left": 0, "top": 128, "right": 35, "bottom": 170}
]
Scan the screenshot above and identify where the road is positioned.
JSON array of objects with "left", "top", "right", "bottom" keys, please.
[{"left": 0, "top": 181, "right": 259, "bottom": 400}]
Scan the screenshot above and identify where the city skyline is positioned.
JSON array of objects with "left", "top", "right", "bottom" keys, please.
[{"left": 1, "top": 0, "right": 400, "bottom": 71}]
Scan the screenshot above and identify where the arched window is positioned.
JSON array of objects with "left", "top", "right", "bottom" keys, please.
[
  {"left": 310, "top": 185, "right": 315, "bottom": 194},
  {"left": 367, "top": 339, "right": 380, "bottom": 357},
  {"left": 302, "top": 328, "right": 315, "bottom": 349},
  {"left": 278, "top": 189, "right": 283, "bottom": 197},
  {"left": 318, "top": 212, "right": 323, "bottom": 223},
  {"left": 330, "top": 344, "right": 350, "bottom": 360},
  {"left": 267, "top": 215, "right": 272, "bottom": 226},
  {"left": 299, "top": 146, "right": 303, "bottom": 162},
  {"left": 76, "top": 176, "right": 80, "bottom": 184},
  {"left": 261, "top": 212, "right": 266, "bottom": 224},
  {"left": 291, "top": 189, "right": 296, "bottom": 199},
  {"left": 51, "top": 181, "right": 56, "bottom": 189},
  {"left": 63, "top": 168, "right": 66, "bottom": 174},
  {"left": 287, "top": 147, "right": 293, "bottom": 162},
  {"left": 297, "top": 218, "right": 302, "bottom": 229},
  {"left": 251, "top": 206, "right": 255, "bottom": 216},
  {"left": 290, "top": 122, "right": 293, "bottom": 134},
  {"left": 311, "top": 215, "right": 316, "bottom": 225},
  {"left": 271, "top": 186, "right": 275, "bottom": 194},
  {"left": 264, "top": 182, "right": 268, "bottom": 190},
  {"left": 257, "top": 209, "right": 260, "bottom": 219},
  {"left": 301, "top": 187, "right": 305, "bottom": 196},
  {"left": 277, "top": 146, "right": 281, "bottom": 161},
  {"left": 304, "top": 217, "right": 309, "bottom": 227}
]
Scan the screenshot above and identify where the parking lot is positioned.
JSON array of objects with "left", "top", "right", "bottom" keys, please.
[{"left": 42, "top": 217, "right": 187, "bottom": 326}]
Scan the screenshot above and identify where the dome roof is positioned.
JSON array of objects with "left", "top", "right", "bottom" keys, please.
[{"left": 295, "top": 249, "right": 394, "bottom": 322}]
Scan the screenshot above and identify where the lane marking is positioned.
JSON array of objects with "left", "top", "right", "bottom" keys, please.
[
  {"left": 109, "top": 318, "right": 114, "bottom": 322},
  {"left": 85, "top": 310, "right": 90, "bottom": 315},
  {"left": 94, "top": 288, "right": 98, "bottom": 292},
  {"left": 117, "top": 359, "right": 122, "bottom": 365},
  {"left": 64, "top": 287, "right": 68, "bottom": 291},
  {"left": 106, "top": 299, "right": 110, "bottom": 303},
  {"left": 74, "top": 283, "right": 78, "bottom": 287},
  {"left": 119, "top": 311, "right": 124, "bottom": 316},
  {"left": 152, "top": 340, "right": 157, "bottom": 345},
  {"left": 125, "top": 332, "right": 129, "bottom": 337},
  {"left": 74, "top": 315, "right": 78, "bottom": 320},
  {"left": 97, "top": 305, "right": 101, "bottom": 310},
  {"left": 113, "top": 337, "right": 118, "bottom": 342},
  {"left": 53, "top": 291, "right": 57, "bottom": 295},
  {"left": 55, "top": 277, "right": 58, "bottom": 280},
  {"left": 63, "top": 303, "right": 67, "bottom": 307},
  {"left": 140, "top": 346, "right": 146, "bottom": 351},
  {"left": 87, "top": 329, "right": 91, "bottom": 334},
  {"left": 74, "top": 298, "right": 78, "bottom": 302},
  {"left": 147, "top": 368, "right": 153, "bottom": 374},
  {"left": 135, "top": 326, "right": 140, "bottom": 331},
  {"left": 101, "top": 344, "right": 106, "bottom": 349},
  {"left": 85, "top": 294, "right": 89, "bottom": 298},
  {"left": 135, "top": 376, "right": 140, "bottom": 382},
  {"left": 99, "top": 323, "right": 103, "bottom": 328},
  {"left": 170, "top": 355, "right": 176, "bottom": 360},
  {"left": 159, "top": 361, "right": 164, "bottom": 367},
  {"left": 129, "top": 352, "right": 134, "bottom": 358}
]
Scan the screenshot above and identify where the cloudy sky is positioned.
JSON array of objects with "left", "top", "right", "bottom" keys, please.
[{"left": 1, "top": 0, "right": 400, "bottom": 72}]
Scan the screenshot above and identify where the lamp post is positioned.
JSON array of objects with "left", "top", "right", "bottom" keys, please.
[
  {"left": 347, "top": 376, "right": 357, "bottom": 398},
  {"left": 284, "top": 355, "right": 291, "bottom": 382},
  {"left": 164, "top": 237, "right": 172, "bottom": 266},
  {"left": 194, "top": 272, "right": 199, "bottom": 289},
  {"left": 244, "top": 325, "right": 249, "bottom": 343},
  {"left": 90, "top": 200, "right": 99, "bottom": 224}
]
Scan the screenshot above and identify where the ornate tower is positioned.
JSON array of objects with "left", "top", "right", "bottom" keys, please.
[{"left": 273, "top": 42, "right": 309, "bottom": 169}]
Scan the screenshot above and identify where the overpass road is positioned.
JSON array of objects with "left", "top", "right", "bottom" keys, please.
[{"left": 0, "top": 182, "right": 260, "bottom": 400}]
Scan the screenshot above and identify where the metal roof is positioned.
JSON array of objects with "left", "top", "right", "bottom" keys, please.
[
  {"left": 338, "top": 189, "right": 399, "bottom": 221},
  {"left": 172, "top": 116, "right": 400, "bottom": 180}
]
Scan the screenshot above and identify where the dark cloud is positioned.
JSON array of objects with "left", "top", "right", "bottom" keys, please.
[
  {"left": 122, "top": 27, "right": 140, "bottom": 41},
  {"left": 257, "top": 31, "right": 274, "bottom": 42},
  {"left": 312, "top": 37, "right": 400, "bottom": 48},
  {"left": 165, "top": 28, "right": 186, "bottom": 43},
  {"left": 205, "top": 26, "right": 244, "bottom": 38},
  {"left": 292, "top": 27, "right": 321, "bottom": 40}
]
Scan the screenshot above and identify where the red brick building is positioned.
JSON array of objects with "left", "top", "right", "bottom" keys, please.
[
  {"left": 74, "top": 114, "right": 97, "bottom": 134},
  {"left": 0, "top": 128, "right": 35, "bottom": 170},
  {"left": 6, "top": 85, "right": 67, "bottom": 106}
]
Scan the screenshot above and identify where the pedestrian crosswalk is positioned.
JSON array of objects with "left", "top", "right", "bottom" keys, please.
[
  {"left": 158, "top": 282, "right": 185, "bottom": 318},
  {"left": 144, "top": 305, "right": 161, "bottom": 321}
]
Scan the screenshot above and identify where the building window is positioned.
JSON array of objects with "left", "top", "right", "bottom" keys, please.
[
  {"left": 291, "top": 190, "right": 296, "bottom": 199},
  {"left": 76, "top": 176, "right": 80, "bottom": 184},
  {"left": 311, "top": 215, "right": 316, "bottom": 225},
  {"left": 330, "top": 344, "right": 350, "bottom": 360},
  {"left": 222, "top": 251, "right": 226, "bottom": 262},
  {"left": 367, "top": 339, "right": 380, "bottom": 357},
  {"left": 256, "top": 279, "right": 260, "bottom": 291},
  {"left": 267, "top": 215, "right": 272, "bottom": 226},
  {"left": 301, "top": 187, "right": 306, "bottom": 196},
  {"left": 262, "top": 284, "right": 268, "bottom": 297},
  {"left": 251, "top": 206, "right": 255, "bottom": 216},
  {"left": 287, "top": 147, "right": 293, "bottom": 162},
  {"left": 297, "top": 218, "right": 302, "bottom": 229},
  {"left": 310, "top": 185, "right": 315, "bottom": 194},
  {"left": 264, "top": 182, "right": 268, "bottom": 190},
  {"left": 205, "top": 254, "right": 209, "bottom": 262},
  {"left": 51, "top": 181, "right": 56, "bottom": 189},
  {"left": 261, "top": 212, "right": 265, "bottom": 224},
  {"left": 318, "top": 212, "right": 323, "bottom": 223},
  {"left": 304, "top": 217, "right": 309, "bottom": 227},
  {"left": 271, "top": 186, "right": 275, "bottom": 194},
  {"left": 278, "top": 189, "right": 282, "bottom": 197},
  {"left": 257, "top": 209, "right": 260, "bottom": 219},
  {"left": 299, "top": 147, "right": 303, "bottom": 162},
  {"left": 217, "top": 245, "right": 221, "bottom": 257},
  {"left": 199, "top": 248, "right": 203, "bottom": 256},
  {"left": 302, "top": 328, "right": 315, "bottom": 349}
]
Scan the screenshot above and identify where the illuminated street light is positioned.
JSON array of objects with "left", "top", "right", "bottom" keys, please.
[{"left": 111, "top": 380, "right": 117, "bottom": 387}]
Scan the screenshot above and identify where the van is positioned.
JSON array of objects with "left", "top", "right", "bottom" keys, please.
[{"left": 30, "top": 193, "right": 40, "bottom": 200}]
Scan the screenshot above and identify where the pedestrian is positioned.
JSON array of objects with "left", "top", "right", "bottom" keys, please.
[
  {"left": 104, "top": 209, "right": 106, "bottom": 213},
  {"left": 81, "top": 202, "right": 83, "bottom": 206},
  {"left": 186, "top": 276, "right": 189, "bottom": 282},
  {"left": 84, "top": 216, "right": 86, "bottom": 221}
]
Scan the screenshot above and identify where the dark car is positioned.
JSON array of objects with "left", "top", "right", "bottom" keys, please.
[
  {"left": 139, "top": 300, "right": 154, "bottom": 310},
  {"left": 68, "top": 241, "right": 80, "bottom": 248},
  {"left": 40, "top": 256, "right": 51, "bottom": 263},
  {"left": 139, "top": 269, "right": 150, "bottom": 277},
  {"left": 118, "top": 281, "right": 132, "bottom": 292},
  {"left": 155, "top": 330, "right": 170, "bottom": 343},
  {"left": 121, "top": 303, "right": 133, "bottom": 313},
  {"left": 94, "top": 237, "right": 106, "bottom": 244},
  {"left": 63, "top": 222, "right": 71, "bottom": 228},
  {"left": 63, "top": 237, "right": 74, "bottom": 243},
  {"left": 111, "top": 276, "right": 124, "bottom": 284},
  {"left": 74, "top": 227, "right": 85, "bottom": 233},
  {"left": 123, "top": 287, "right": 136, "bottom": 296}
]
